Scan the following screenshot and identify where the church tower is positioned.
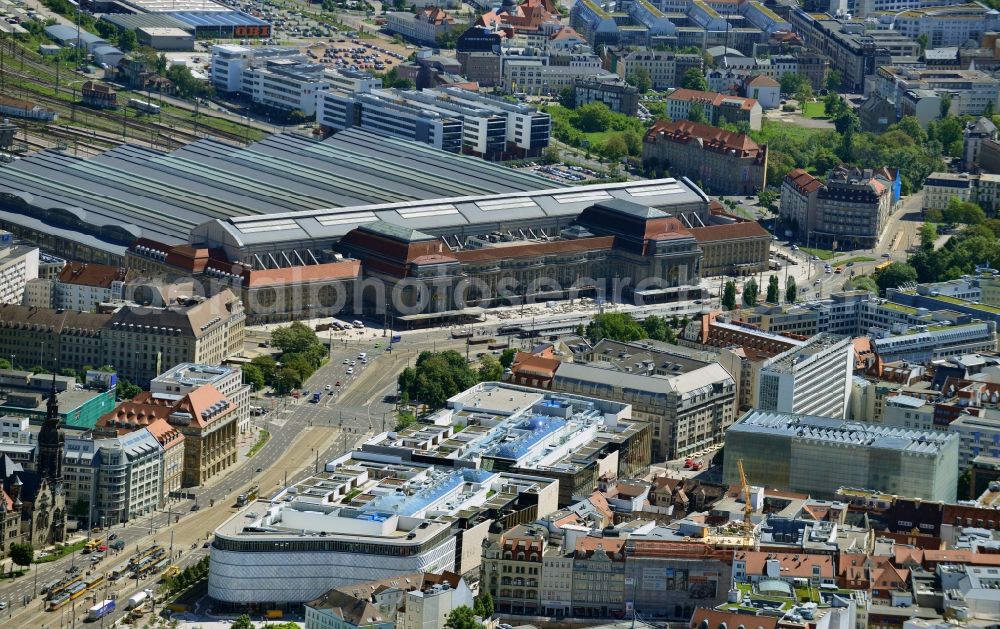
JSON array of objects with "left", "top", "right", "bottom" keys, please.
[{"left": 37, "top": 373, "right": 63, "bottom": 482}]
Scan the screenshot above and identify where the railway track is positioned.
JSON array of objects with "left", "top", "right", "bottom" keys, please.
[{"left": 0, "top": 40, "right": 254, "bottom": 151}]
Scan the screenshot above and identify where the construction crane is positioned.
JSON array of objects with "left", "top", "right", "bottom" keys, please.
[{"left": 737, "top": 459, "right": 755, "bottom": 547}]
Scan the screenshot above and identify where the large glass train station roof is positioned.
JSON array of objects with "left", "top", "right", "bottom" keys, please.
[{"left": 0, "top": 129, "right": 552, "bottom": 257}]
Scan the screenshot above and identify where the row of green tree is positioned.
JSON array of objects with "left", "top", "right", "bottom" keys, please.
[
  {"left": 581, "top": 312, "right": 688, "bottom": 345},
  {"left": 720, "top": 276, "right": 797, "bottom": 309},
  {"left": 397, "top": 349, "right": 515, "bottom": 411},
  {"left": 751, "top": 112, "right": 946, "bottom": 194},
  {"left": 545, "top": 101, "right": 646, "bottom": 161},
  {"left": 94, "top": 21, "right": 138, "bottom": 52},
  {"left": 163, "top": 556, "right": 209, "bottom": 595},
  {"left": 909, "top": 211, "right": 1000, "bottom": 283},
  {"left": 244, "top": 322, "right": 328, "bottom": 394}
]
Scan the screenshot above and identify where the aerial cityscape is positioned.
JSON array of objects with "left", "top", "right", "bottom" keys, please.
[{"left": 1, "top": 0, "right": 1000, "bottom": 627}]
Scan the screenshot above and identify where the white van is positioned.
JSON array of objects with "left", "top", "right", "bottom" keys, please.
[
  {"left": 358, "top": 352, "right": 367, "bottom": 360},
  {"left": 352, "top": 320, "right": 364, "bottom": 328}
]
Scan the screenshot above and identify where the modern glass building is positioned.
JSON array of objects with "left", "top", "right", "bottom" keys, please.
[{"left": 723, "top": 409, "right": 959, "bottom": 502}]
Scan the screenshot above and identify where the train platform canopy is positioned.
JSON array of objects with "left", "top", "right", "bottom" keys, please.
[
  {"left": 0, "top": 129, "right": 553, "bottom": 260},
  {"left": 99, "top": 12, "right": 194, "bottom": 33}
]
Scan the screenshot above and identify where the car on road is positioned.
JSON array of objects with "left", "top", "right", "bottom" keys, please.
[
  {"left": 882, "top": 252, "right": 891, "bottom": 258},
  {"left": 108, "top": 533, "right": 117, "bottom": 541},
  {"left": 846, "top": 261, "right": 854, "bottom": 267},
  {"left": 335, "top": 380, "right": 341, "bottom": 386},
  {"left": 346, "top": 368, "right": 354, "bottom": 375},
  {"left": 350, "top": 360, "right": 356, "bottom": 366},
  {"left": 811, "top": 255, "right": 819, "bottom": 261},
  {"left": 814, "top": 278, "right": 822, "bottom": 285},
  {"left": 343, "top": 359, "right": 349, "bottom": 364},
  {"left": 325, "top": 384, "right": 332, "bottom": 390},
  {"left": 373, "top": 342, "right": 380, "bottom": 348},
  {"left": 191, "top": 504, "right": 200, "bottom": 511}
]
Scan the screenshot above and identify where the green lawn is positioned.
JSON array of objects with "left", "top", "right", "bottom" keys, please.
[
  {"left": 802, "top": 101, "right": 827, "bottom": 119},
  {"left": 35, "top": 540, "right": 87, "bottom": 563},
  {"left": 247, "top": 430, "right": 270, "bottom": 458},
  {"left": 801, "top": 247, "right": 837, "bottom": 260},
  {"left": 752, "top": 119, "right": 831, "bottom": 144},
  {"left": 834, "top": 256, "right": 877, "bottom": 265}
]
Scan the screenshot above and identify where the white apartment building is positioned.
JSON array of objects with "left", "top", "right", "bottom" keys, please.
[
  {"left": 871, "top": 321, "right": 998, "bottom": 363},
  {"left": 52, "top": 262, "right": 128, "bottom": 311},
  {"left": 604, "top": 47, "right": 702, "bottom": 91},
  {"left": 211, "top": 45, "right": 380, "bottom": 117},
  {"left": 502, "top": 51, "right": 608, "bottom": 95},
  {"left": 151, "top": 363, "right": 251, "bottom": 434},
  {"left": 317, "top": 86, "right": 551, "bottom": 159},
  {"left": 952, "top": 409, "right": 1000, "bottom": 469},
  {"left": 403, "top": 579, "right": 475, "bottom": 629},
  {"left": 877, "top": 3, "right": 1000, "bottom": 48},
  {"left": 0, "top": 416, "right": 32, "bottom": 444},
  {"left": 872, "top": 66, "right": 1000, "bottom": 125},
  {"left": 63, "top": 428, "right": 164, "bottom": 527},
  {"left": 923, "top": 171, "right": 1000, "bottom": 214},
  {"left": 0, "top": 232, "right": 38, "bottom": 306},
  {"left": 882, "top": 394, "right": 936, "bottom": 432},
  {"left": 241, "top": 58, "right": 329, "bottom": 116},
  {"left": 755, "top": 334, "right": 854, "bottom": 419}
]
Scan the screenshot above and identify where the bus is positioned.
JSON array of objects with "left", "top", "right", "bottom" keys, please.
[
  {"left": 875, "top": 260, "right": 893, "bottom": 272},
  {"left": 85, "top": 575, "right": 105, "bottom": 590},
  {"left": 83, "top": 539, "right": 101, "bottom": 554},
  {"left": 834, "top": 266, "right": 845, "bottom": 274}
]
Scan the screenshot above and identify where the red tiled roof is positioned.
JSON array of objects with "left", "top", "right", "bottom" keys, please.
[
  {"left": 646, "top": 119, "right": 760, "bottom": 153},
  {"left": 667, "top": 88, "right": 758, "bottom": 110},
  {"left": 145, "top": 417, "right": 185, "bottom": 450},
  {"left": 510, "top": 351, "right": 560, "bottom": 378},
  {"left": 239, "top": 260, "right": 361, "bottom": 288},
  {"left": 735, "top": 551, "right": 834, "bottom": 578},
  {"left": 58, "top": 262, "right": 128, "bottom": 288},
  {"left": 784, "top": 168, "right": 823, "bottom": 194},
  {"left": 574, "top": 536, "right": 626, "bottom": 558},
  {"left": 690, "top": 221, "right": 770, "bottom": 243}
]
